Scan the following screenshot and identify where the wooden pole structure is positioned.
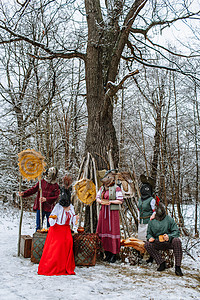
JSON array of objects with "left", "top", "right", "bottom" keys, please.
[{"left": 79, "top": 153, "right": 90, "bottom": 228}]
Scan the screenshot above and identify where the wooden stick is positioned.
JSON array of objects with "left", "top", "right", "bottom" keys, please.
[
  {"left": 17, "top": 173, "right": 23, "bottom": 256},
  {"left": 92, "top": 156, "right": 100, "bottom": 217},
  {"left": 120, "top": 204, "right": 130, "bottom": 237},
  {"left": 90, "top": 204, "right": 93, "bottom": 233},
  {"left": 119, "top": 207, "right": 127, "bottom": 239},
  {"left": 79, "top": 202, "right": 83, "bottom": 227},
  {"left": 89, "top": 155, "right": 93, "bottom": 233},
  {"left": 130, "top": 164, "right": 140, "bottom": 222},
  {"left": 107, "top": 149, "right": 114, "bottom": 169},
  {"left": 77, "top": 156, "right": 86, "bottom": 180},
  {"left": 124, "top": 198, "right": 138, "bottom": 227},
  {"left": 39, "top": 178, "right": 43, "bottom": 229}
]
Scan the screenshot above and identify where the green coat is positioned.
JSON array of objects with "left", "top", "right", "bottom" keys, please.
[
  {"left": 146, "top": 215, "right": 180, "bottom": 242},
  {"left": 138, "top": 196, "right": 154, "bottom": 224}
]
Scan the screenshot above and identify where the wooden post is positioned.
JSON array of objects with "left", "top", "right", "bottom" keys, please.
[
  {"left": 130, "top": 164, "right": 140, "bottom": 223},
  {"left": 39, "top": 178, "right": 43, "bottom": 229},
  {"left": 119, "top": 207, "right": 127, "bottom": 239},
  {"left": 120, "top": 204, "right": 130, "bottom": 237},
  {"left": 17, "top": 174, "right": 23, "bottom": 256},
  {"left": 79, "top": 202, "right": 83, "bottom": 227},
  {"left": 90, "top": 156, "right": 93, "bottom": 233},
  {"left": 92, "top": 156, "right": 100, "bottom": 217}
]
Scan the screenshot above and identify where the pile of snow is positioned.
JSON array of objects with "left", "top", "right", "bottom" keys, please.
[{"left": 0, "top": 202, "right": 199, "bottom": 300}]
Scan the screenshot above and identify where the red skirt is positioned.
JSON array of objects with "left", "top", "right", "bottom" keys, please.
[
  {"left": 38, "top": 224, "right": 75, "bottom": 276},
  {"left": 96, "top": 206, "right": 121, "bottom": 254}
]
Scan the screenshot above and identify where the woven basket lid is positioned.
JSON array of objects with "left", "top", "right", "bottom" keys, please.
[{"left": 74, "top": 178, "right": 96, "bottom": 205}]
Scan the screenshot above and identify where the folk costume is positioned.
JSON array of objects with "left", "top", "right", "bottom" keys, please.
[
  {"left": 144, "top": 202, "right": 183, "bottom": 276},
  {"left": 96, "top": 170, "right": 123, "bottom": 263},
  {"left": 38, "top": 188, "right": 77, "bottom": 276},
  {"left": 138, "top": 175, "right": 156, "bottom": 241},
  {"left": 21, "top": 167, "right": 60, "bottom": 231}
]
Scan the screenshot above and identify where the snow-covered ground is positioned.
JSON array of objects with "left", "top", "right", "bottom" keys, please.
[{"left": 0, "top": 202, "right": 199, "bottom": 300}]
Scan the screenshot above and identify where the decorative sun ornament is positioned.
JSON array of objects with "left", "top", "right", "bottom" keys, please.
[
  {"left": 74, "top": 178, "right": 96, "bottom": 206},
  {"left": 18, "top": 149, "right": 46, "bottom": 181}
]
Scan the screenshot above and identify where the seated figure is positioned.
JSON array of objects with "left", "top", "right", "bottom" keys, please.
[{"left": 144, "top": 202, "right": 183, "bottom": 276}]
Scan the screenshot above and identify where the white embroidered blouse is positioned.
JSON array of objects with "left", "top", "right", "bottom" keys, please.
[{"left": 49, "top": 203, "right": 77, "bottom": 227}]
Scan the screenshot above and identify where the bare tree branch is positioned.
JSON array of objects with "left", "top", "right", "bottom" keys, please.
[
  {"left": 107, "top": 0, "right": 147, "bottom": 82},
  {"left": 26, "top": 71, "right": 56, "bottom": 126},
  {"left": 126, "top": 40, "right": 200, "bottom": 83},
  {"left": 146, "top": 37, "right": 200, "bottom": 58},
  {"left": 131, "top": 10, "right": 200, "bottom": 37},
  {"left": 102, "top": 69, "right": 139, "bottom": 116},
  {"left": 0, "top": 22, "right": 86, "bottom": 61},
  {"left": 28, "top": 51, "right": 86, "bottom": 61},
  {"left": 106, "top": 69, "right": 139, "bottom": 99},
  {"left": 0, "top": 38, "right": 23, "bottom": 44}
]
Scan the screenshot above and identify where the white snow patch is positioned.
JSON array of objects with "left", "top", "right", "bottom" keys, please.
[{"left": 0, "top": 202, "right": 199, "bottom": 300}]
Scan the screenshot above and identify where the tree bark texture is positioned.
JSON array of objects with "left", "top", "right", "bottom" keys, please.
[{"left": 84, "top": 0, "right": 147, "bottom": 169}]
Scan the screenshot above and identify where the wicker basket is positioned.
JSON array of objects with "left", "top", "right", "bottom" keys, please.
[
  {"left": 31, "top": 231, "right": 48, "bottom": 264},
  {"left": 73, "top": 233, "right": 102, "bottom": 266}
]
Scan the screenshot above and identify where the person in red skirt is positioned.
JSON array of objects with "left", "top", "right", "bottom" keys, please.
[
  {"left": 38, "top": 187, "right": 79, "bottom": 276},
  {"left": 96, "top": 170, "right": 123, "bottom": 263}
]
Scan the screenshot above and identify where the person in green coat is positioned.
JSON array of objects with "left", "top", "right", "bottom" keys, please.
[
  {"left": 138, "top": 175, "right": 156, "bottom": 242},
  {"left": 144, "top": 202, "right": 183, "bottom": 276}
]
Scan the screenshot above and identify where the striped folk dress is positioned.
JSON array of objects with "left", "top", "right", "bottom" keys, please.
[{"left": 96, "top": 186, "right": 123, "bottom": 254}]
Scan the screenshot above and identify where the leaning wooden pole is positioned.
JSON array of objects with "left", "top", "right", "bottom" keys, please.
[
  {"left": 17, "top": 174, "right": 23, "bottom": 256},
  {"left": 39, "top": 177, "right": 43, "bottom": 229},
  {"left": 90, "top": 157, "right": 93, "bottom": 233},
  {"left": 18, "top": 148, "right": 46, "bottom": 255},
  {"left": 92, "top": 156, "right": 99, "bottom": 217}
]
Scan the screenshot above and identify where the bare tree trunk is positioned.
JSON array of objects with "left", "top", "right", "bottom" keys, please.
[
  {"left": 119, "top": 85, "right": 125, "bottom": 169},
  {"left": 150, "top": 88, "right": 163, "bottom": 186},
  {"left": 139, "top": 109, "right": 149, "bottom": 176},
  {"left": 193, "top": 87, "right": 199, "bottom": 236},
  {"left": 84, "top": 0, "right": 119, "bottom": 168},
  {"left": 173, "top": 74, "right": 184, "bottom": 227}
]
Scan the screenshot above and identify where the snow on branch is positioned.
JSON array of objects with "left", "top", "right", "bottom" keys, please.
[
  {"left": 0, "top": 22, "right": 86, "bottom": 61},
  {"left": 105, "top": 69, "right": 139, "bottom": 99}
]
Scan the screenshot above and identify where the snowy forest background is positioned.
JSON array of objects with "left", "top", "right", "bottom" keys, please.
[{"left": 0, "top": 0, "right": 199, "bottom": 237}]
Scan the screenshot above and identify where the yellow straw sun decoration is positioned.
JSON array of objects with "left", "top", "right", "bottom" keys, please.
[{"left": 18, "top": 149, "right": 46, "bottom": 181}]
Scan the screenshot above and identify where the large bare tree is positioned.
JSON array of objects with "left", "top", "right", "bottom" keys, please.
[{"left": 0, "top": 0, "right": 199, "bottom": 170}]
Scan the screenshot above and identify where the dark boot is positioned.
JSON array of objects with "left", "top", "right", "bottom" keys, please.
[
  {"left": 109, "top": 254, "right": 117, "bottom": 263},
  {"left": 104, "top": 251, "right": 112, "bottom": 262},
  {"left": 157, "top": 261, "right": 166, "bottom": 271},
  {"left": 175, "top": 265, "right": 183, "bottom": 276},
  {"left": 146, "top": 256, "right": 154, "bottom": 263}
]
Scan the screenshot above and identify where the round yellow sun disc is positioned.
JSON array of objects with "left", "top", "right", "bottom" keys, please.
[{"left": 18, "top": 149, "right": 46, "bottom": 181}]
